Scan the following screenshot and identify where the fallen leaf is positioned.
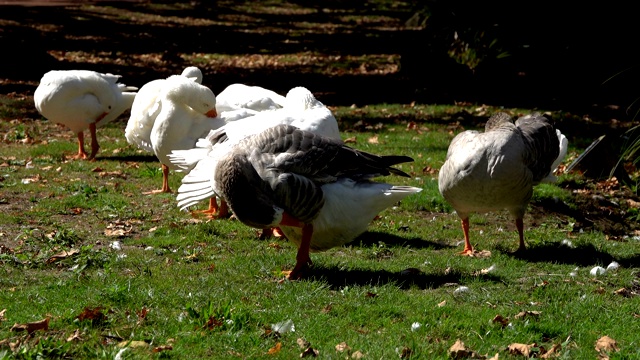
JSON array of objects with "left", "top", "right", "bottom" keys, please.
[
  {"left": 0, "top": 309, "right": 6, "bottom": 323},
  {"left": 10, "top": 317, "right": 50, "bottom": 334},
  {"left": 136, "top": 307, "right": 149, "bottom": 324},
  {"left": 351, "top": 350, "right": 365, "bottom": 359},
  {"left": 267, "top": 342, "right": 282, "bottom": 354},
  {"left": 367, "top": 135, "right": 379, "bottom": 144},
  {"left": 297, "top": 338, "right": 310, "bottom": 349},
  {"left": 514, "top": 310, "right": 541, "bottom": 320},
  {"left": 595, "top": 336, "right": 619, "bottom": 353},
  {"left": 335, "top": 341, "right": 351, "bottom": 352},
  {"left": 76, "top": 307, "right": 108, "bottom": 323},
  {"left": 613, "top": 288, "right": 633, "bottom": 297},
  {"left": 540, "top": 343, "right": 562, "bottom": 358},
  {"left": 117, "top": 340, "right": 148, "bottom": 348},
  {"left": 46, "top": 249, "right": 80, "bottom": 263},
  {"left": 399, "top": 346, "right": 412, "bottom": 359},
  {"left": 153, "top": 345, "right": 173, "bottom": 353},
  {"left": 343, "top": 136, "right": 357, "bottom": 143},
  {"left": 492, "top": 314, "right": 509, "bottom": 328},
  {"left": 507, "top": 343, "right": 535, "bottom": 357},
  {"left": 437, "top": 300, "right": 446, "bottom": 307},
  {"left": 66, "top": 329, "right": 82, "bottom": 342},
  {"left": 301, "top": 346, "right": 319, "bottom": 357}
]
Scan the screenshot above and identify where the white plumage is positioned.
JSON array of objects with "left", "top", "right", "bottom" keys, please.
[
  {"left": 169, "top": 86, "right": 340, "bottom": 215},
  {"left": 125, "top": 66, "right": 203, "bottom": 153},
  {"left": 438, "top": 112, "right": 568, "bottom": 254},
  {"left": 34, "top": 69, "right": 137, "bottom": 160},
  {"left": 215, "top": 83, "right": 286, "bottom": 113},
  {"left": 146, "top": 74, "right": 225, "bottom": 193}
]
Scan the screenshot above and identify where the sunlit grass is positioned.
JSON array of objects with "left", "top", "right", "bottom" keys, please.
[{"left": 2, "top": 98, "right": 639, "bottom": 359}]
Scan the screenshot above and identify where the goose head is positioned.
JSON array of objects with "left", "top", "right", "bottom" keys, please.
[{"left": 163, "top": 75, "right": 217, "bottom": 118}]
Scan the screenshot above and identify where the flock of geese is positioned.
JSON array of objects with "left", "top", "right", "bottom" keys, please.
[{"left": 32, "top": 68, "right": 568, "bottom": 279}]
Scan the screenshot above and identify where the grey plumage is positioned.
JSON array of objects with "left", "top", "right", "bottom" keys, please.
[{"left": 215, "top": 124, "right": 413, "bottom": 229}]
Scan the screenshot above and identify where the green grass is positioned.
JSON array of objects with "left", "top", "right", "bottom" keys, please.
[{"left": 1, "top": 99, "right": 639, "bottom": 359}]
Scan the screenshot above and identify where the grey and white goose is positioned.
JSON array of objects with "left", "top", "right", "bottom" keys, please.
[
  {"left": 214, "top": 124, "right": 422, "bottom": 279},
  {"left": 438, "top": 112, "right": 568, "bottom": 255}
]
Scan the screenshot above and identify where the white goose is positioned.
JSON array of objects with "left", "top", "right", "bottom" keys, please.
[
  {"left": 169, "top": 86, "right": 340, "bottom": 218},
  {"left": 214, "top": 124, "right": 421, "bottom": 279},
  {"left": 215, "top": 83, "right": 286, "bottom": 113},
  {"left": 124, "top": 66, "right": 204, "bottom": 153},
  {"left": 34, "top": 70, "right": 137, "bottom": 160},
  {"left": 147, "top": 74, "right": 226, "bottom": 194},
  {"left": 438, "top": 112, "right": 568, "bottom": 255}
]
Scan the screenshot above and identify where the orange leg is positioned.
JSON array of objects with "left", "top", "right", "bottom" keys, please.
[
  {"left": 288, "top": 223, "right": 313, "bottom": 280},
  {"left": 197, "top": 198, "right": 230, "bottom": 219},
  {"left": 459, "top": 217, "right": 474, "bottom": 255},
  {"left": 87, "top": 122, "right": 99, "bottom": 161},
  {"left": 74, "top": 131, "right": 89, "bottom": 159},
  {"left": 144, "top": 164, "right": 172, "bottom": 194},
  {"left": 515, "top": 218, "right": 526, "bottom": 252}
]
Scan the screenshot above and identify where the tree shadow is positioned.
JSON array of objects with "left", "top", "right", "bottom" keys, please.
[
  {"left": 351, "top": 230, "right": 454, "bottom": 251},
  {"left": 304, "top": 264, "right": 504, "bottom": 291},
  {"left": 98, "top": 154, "right": 158, "bottom": 163},
  {"left": 500, "top": 242, "right": 640, "bottom": 268}
]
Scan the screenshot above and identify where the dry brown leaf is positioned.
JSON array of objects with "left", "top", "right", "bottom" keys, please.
[
  {"left": 437, "top": 300, "right": 446, "bottom": 307},
  {"left": 136, "top": 307, "right": 149, "bottom": 324},
  {"left": 153, "top": 345, "right": 173, "bottom": 353},
  {"left": 467, "top": 249, "right": 492, "bottom": 258},
  {"left": 267, "top": 342, "right": 282, "bottom": 354},
  {"left": 613, "top": 288, "right": 632, "bottom": 297},
  {"left": 46, "top": 249, "right": 80, "bottom": 263},
  {"left": 514, "top": 310, "right": 541, "bottom": 320},
  {"left": 336, "top": 341, "right": 351, "bottom": 352},
  {"left": 343, "top": 136, "right": 357, "bottom": 144},
  {"left": 540, "top": 343, "right": 562, "bottom": 358},
  {"left": 492, "top": 314, "right": 509, "bottom": 328},
  {"left": 98, "top": 170, "right": 127, "bottom": 179},
  {"left": 0, "top": 309, "right": 6, "bottom": 323},
  {"left": 301, "top": 346, "right": 319, "bottom": 357},
  {"left": 399, "top": 346, "right": 412, "bottom": 359},
  {"left": 507, "top": 343, "right": 535, "bottom": 357},
  {"left": 595, "top": 336, "right": 619, "bottom": 353},
  {"left": 351, "top": 350, "right": 365, "bottom": 359},
  {"left": 117, "top": 340, "right": 148, "bottom": 348},
  {"left": 367, "top": 135, "right": 379, "bottom": 144},
  {"left": 76, "top": 307, "right": 108, "bottom": 323},
  {"left": 10, "top": 317, "right": 49, "bottom": 334},
  {"left": 297, "top": 338, "right": 310, "bottom": 349},
  {"left": 449, "top": 339, "right": 486, "bottom": 359},
  {"left": 66, "top": 329, "right": 82, "bottom": 342}
]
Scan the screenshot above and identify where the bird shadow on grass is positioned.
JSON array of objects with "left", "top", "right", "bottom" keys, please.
[
  {"left": 304, "top": 264, "right": 504, "bottom": 291},
  {"left": 98, "top": 154, "right": 158, "bottom": 163},
  {"left": 499, "top": 242, "right": 640, "bottom": 268},
  {"left": 351, "top": 230, "right": 455, "bottom": 251}
]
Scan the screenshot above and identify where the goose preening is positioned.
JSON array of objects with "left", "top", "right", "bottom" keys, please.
[
  {"left": 215, "top": 83, "right": 286, "bottom": 113},
  {"left": 34, "top": 70, "right": 138, "bottom": 160},
  {"left": 146, "top": 74, "right": 225, "bottom": 194},
  {"left": 438, "top": 112, "right": 568, "bottom": 255},
  {"left": 168, "top": 86, "right": 341, "bottom": 219},
  {"left": 125, "top": 66, "right": 204, "bottom": 154},
  {"left": 213, "top": 123, "right": 421, "bottom": 279}
]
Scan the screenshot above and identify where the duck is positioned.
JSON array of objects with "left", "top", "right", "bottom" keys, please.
[
  {"left": 146, "top": 74, "right": 227, "bottom": 194},
  {"left": 34, "top": 70, "right": 138, "bottom": 160},
  {"left": 168, "top": 86, "right": 340, "bottom": 219},
  {"left": 213, "top": 123, "right": 421, "bottom": 279},
  {"left": 124, "top": 66, "right": 204, "bottom": 153},
  {"left": 438, "top": 112, "right": 568, "bottom": 255},
  {"left": 215, "top": 83, "right": 286, "bottom": 113}
]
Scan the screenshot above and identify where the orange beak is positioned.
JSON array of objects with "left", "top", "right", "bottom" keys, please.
[{"left": 205, "top": 109, "right": 218, "bottom": 118}]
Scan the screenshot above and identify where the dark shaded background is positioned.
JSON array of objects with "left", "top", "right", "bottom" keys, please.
[{"left": 0, "top": 0, "right": 638, "bottom": 117}]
